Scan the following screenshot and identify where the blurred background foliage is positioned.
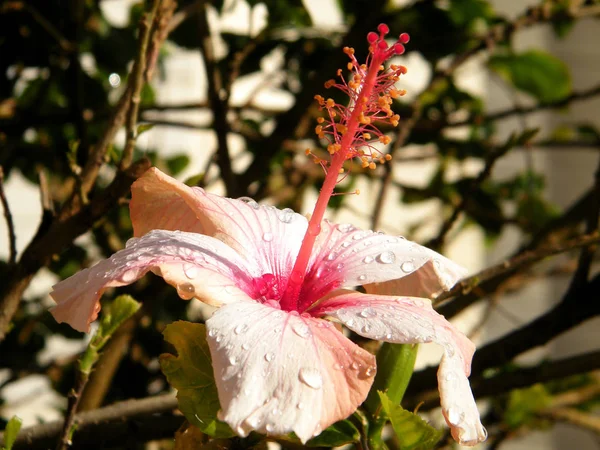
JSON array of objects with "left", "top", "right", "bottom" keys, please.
[{"left": 0, "top": 0, "right": 599, "bottom": 449}]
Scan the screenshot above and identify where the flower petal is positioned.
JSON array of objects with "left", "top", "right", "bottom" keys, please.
[
  {"left": 313, "top": 291, "right": 486, "bottom": 446},
  {"left": 205, "top": 301, "right": 376, "bottom": 443},
  {"left": 130, "top": 168, "right": 308, "bottom": 278},
  {"left": 300, "top": 221, "right": 466, "bottom": 308},
  {"left": 50, "top": 230, "right": 257, "bottom": 332}
]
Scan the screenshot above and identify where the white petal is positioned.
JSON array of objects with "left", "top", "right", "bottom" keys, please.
[
  {"left": 131, "top": 168, "right": 308, "bottom": 279},
  {"left": 300, "top": 220, "right": 467, "bottom": 309},
  {"left": 206, "top": 301, "right": 376, "bottom": 443},
  {"left": 313, "top": 291, "right": 486, "bottom": 446},
  {"left": 50, "top": 230, "right": 257, "bottom": 332}
]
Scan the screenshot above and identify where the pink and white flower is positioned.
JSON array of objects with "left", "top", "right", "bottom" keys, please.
[
  {"left": 50, "top": 24, "right": 486, "bottom": 446},
  {"left": 51, "top": 168, "right": 486, "bottom": 445}
]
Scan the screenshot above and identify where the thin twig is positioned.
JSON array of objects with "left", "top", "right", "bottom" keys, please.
[
  {"left": 120, "top": 0, "right": 161, "bottom": 171},
  {"left": 0, "top": 167, "right": 16, "bottom": 264},
  {"left": 0, "top": 394, "right": 179, "bottom": 450},
  {"left": 197, "top": 3, "right": 237, "bottom": 195},
  {"left": 435, "top": 230, "right": 600, "bottom": 304}
]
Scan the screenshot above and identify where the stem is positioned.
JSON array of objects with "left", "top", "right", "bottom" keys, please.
[{"left": 280, "top": 54, "right": 383, "bottom": 310}]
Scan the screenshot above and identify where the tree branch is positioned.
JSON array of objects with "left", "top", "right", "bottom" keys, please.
[
  {"left": 0, "top": 394, "right": 180, "bottom": 450},
  {"left": 407, "top": 273, "right": 600, "bottom": 400},
  {"left": 0, "top": 166, "right": 16, "bottom": 265}
]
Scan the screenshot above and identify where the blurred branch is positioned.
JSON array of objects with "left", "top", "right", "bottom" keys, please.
[
  {"left": 410, "top": 350, "right": 600, "bottom": 411},
  {"left": 0, "top": 166, "right": 16, "bottom": 265},
  {"left": 408, "top": 273, "right": 600, "bottom": 399},
  {"left": 0, "top": 394, "right": 180, "bottom": 450},
  {"left": 371, "top": 1, "right": 600, "bottom": 230},
  {"left": 120, "top": 0, "right": 161, "bottom": 171},
  {"left": 539, "top": 408, "right": 600, "bottom": 435},
  {"left": 434, "top": 231, "right": 600, "bottom": 305},
  {"left": 434, "top": 82, "right": 600, "bottom": 131}
]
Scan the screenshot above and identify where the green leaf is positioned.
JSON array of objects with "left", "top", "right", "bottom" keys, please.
[
  {"left": 505, "top": 384, "right": 552, "bottom": 429},
  {"left": 378, "top": 392, "right": 442, "bottom": 450},
  {"left": 305, "top": 420, "right": 360, "bottom": 447},
  {"left": 489, "top": 50, "right": 571, "bottom": 103},
  {"left": 160, "top": 321, "right": 234, "bottom": 438},
  {"left": 2, "top": 416, "right": 22, "bottom": 450},
  {"left": 137, "top": 123, "right": 155, "bottom": 136},
  {"left": 80, "top": 295, "right": 141, "bottom": 374},
  {"left": 166, "top": 154, "right": 191, "bottom": 176}
]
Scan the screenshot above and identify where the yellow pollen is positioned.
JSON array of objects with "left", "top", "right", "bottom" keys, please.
[
  {"left": 359, "top": 113, "right": 371, "bottom": 125},
  {"left": 339, "top": 168, "right": 344, "bottom": 174},
  {"left": 362, "top": 132, "right": 371, "bottom": 140},
  {"left": 337, "top": 68, "right": 343, "bottom": 76},
  {"left": 343, "top": 46, "right": 355, "bottom": 56},
  {"left": 317, "top": 117, "right": 325, "bottom": 123},
  {"left": 326, "top": 98, "right": 335, "bottom": 108},
  {"left": 314, "top": 95, "right": 324, "bottom": 106},
  {"left": 361, "top": 160, "right": 369, "bottom": 169},
  {"left": 305, "top": 148, "right": 311, "bottom": 155},
  {"left": 379, "top": 135, "right": 391, "bottom": 145},
  {"left": 347, "top": 62, "right": 353, "bottom": 70},
  {"left": 355, "top": 189, "right": 360, "bottom": 195},
  {"left": 369, "top": 162, "right": 376, "bottom": 170},
  {"left": 385, "top": 154, "right": 392, "bottom": 161},
  {"left": 379, "top": 65, "right": 384, "bottom": 71},
  {"left": 324, "top": 79, "right": 336, "bottom": 88},
  {"left": 315, "top": 125, "right": 323, "bottom": 134},
  {"left": 335, "top": 123, "right": 348, "bottom": 135}
]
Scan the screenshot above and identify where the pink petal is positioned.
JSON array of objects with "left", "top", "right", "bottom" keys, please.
[
  {"left": 50, "top": 230, "right": 257, "bottom": 332},
  {"left": 130, "top": 168, "right": 308, "bottom": 279},
  {"left": 206, "top": 301, "right": 376, "bottom": 443},
  {"left": 313, "top": 291, "right": 486, "bottom": 446},
  {"left": 300, "top": 221, "right": 467, "bottom": 308}
]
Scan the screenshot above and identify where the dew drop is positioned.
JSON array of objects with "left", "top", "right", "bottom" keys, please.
[
  {"left": 239, "top": 197, "right": 260, "bottom": 209},
  {"left": 264, "top": 352, "right": 275, "bottom": 362},
  {"left": 446, "top": 407, "right": 462, "bottom": 425},
  {"left": 445, "top": 372, "right": 457, "bottom": 382},
  {"left": 120, "top": 270, "right": 137, "bottom": 283},
  {"left": 278, "top": 208, "right": 294, "bottom": 223},
  {"left": 292, "top": 322, "right": 311, "bottom": 338},
  {"left": 242, "top": 343, "right": 250, "bottom": 350},
  {"left": 296, "top": 402, "right": 305, "bottom": 410},
  {"left": 234, "top": 324, "right": 248, "bottom": 335},
  {"left": 183, "top": 264, "right": 198, "bottom": 280},
  {"left": 346, "top": 318, "right": 355, "bottom": 327},
  {"left": 262, "top": 232, "right": 274, "bottom": 242},
  {"left": 336, "top": 263, "right": 344, "bottom": 270},
  {"left": 327, "top": 252, "right": 336, "bottom": 261},
  {"left": 351, "top": 361, "right": 359, "bottom": 370},
  {"left": 177, "top": 282, "right": 196, "bottom": 300},
  {"left": 229, "top": 356, "right": 238, "bottom": 365},
  {"left": 208, "top": 329, "right": 217, "bottom": 338},
  {"left": 215, "top": 335, "right": 222, "bottom": 343},
  {"left": 401, "top": 261, "right": 415, "bottom": 273},
  {"left": 362, "top": 324, "right": 371, "bottom": 333},
  {"left": 377, "top": 251, "right": 396, "bottom": 264},
  {"left": 363, "top": 256, "right": 374, "bottom": 264},
  {"left": 341, "top": 241, "right": 351, "bottom": 248},
  {"left": 265, "top": 423, "right": 275, "bottom": 433},
  {"left": 358, "top": 274, "right": 367, "bottom": 281},
  {"left": 337, "top": 223, "right": 354, "bottom": 232},
  {"left": 298, "top": 367, "right": 323, "bottom": 389},
  {"left": 359, "top": 307, "right": 375, "bottom": 318}
]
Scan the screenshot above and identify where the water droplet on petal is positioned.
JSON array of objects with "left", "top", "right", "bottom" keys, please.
[
  {"left": 264, "top": 352, "right": 275, "bottom": 362},
  {"left": 278, "top": 208, "right": 294, "bottom": 223},
  {"left": 229, "top": 356, "right": 238, "bottom": 365},
  {"left": 362, "top": 324, "right": 371, "bottom": 333},
  {"left": 359, "top": 307, "right": 375, "bottom": 318},
  {"left": 445, "top": 372, "right": 457, "bottom": 382},
  {"left": 351, "top": 361, "right": 359, "bottom": 370},
  {"left": 120, "top": 269, "right": 137, "bottom": 283},
  {"left": 346, "top": 318, "right": 355, "bottom": 327},
  {"left": 292, "top": 322, "right": 311, "bottom": 338},
  {"left": 298, "top": 367, "right": 323, "bottom": 389},
  {"left": 234, "top": 324, "right": 248, "bottom": 335},
  {"left": 377, "top": 251, "right": 396, "bottom": 264},
  {"left": 183, "top": 264, "right": 198, "bottom": 279},
  {"left": 239, "top": 197, "right": 260, "bottom": 209},
  {"left": 338, "top": 223, "right": 354, "bottom": 232},
  {"left": 296, "top": 402, "right": 305, "bottom": 410},
  {"left": 358, "top": 274, "right": 367, "bottom": 281},
  {"left": 480, "top": 426, "right": 488, "bottom": 440},
  {"left": 208, "top": 329, "right": 216, "bottom": 337},
  {"left": 446, "top": 407, "right": 462, "bottom": 425},
  {"left": 363, "top": 256, "right": 374, "bottom": 264},
  {"left": 341, "top": 241, "right": 351, "bottom": 248},
  {"left": 336, "top": 262, "right": 344, "bottom": 270},
  {"left": 262, "top": 231, "right": 273, "bottom": 242},
  {"left": 401, "top": 261, "right": 415, "bottom": 273},
  {"left": 242, "top": 343, "right": 249, "bottom": 350},
  {"left": 177, "top": 282, "right": 196, "bottom": 300}
]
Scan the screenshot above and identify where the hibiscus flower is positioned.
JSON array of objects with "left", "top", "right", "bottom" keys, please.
[{"left": 50, "top": 24, "right": 486, "bottom": 446}]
